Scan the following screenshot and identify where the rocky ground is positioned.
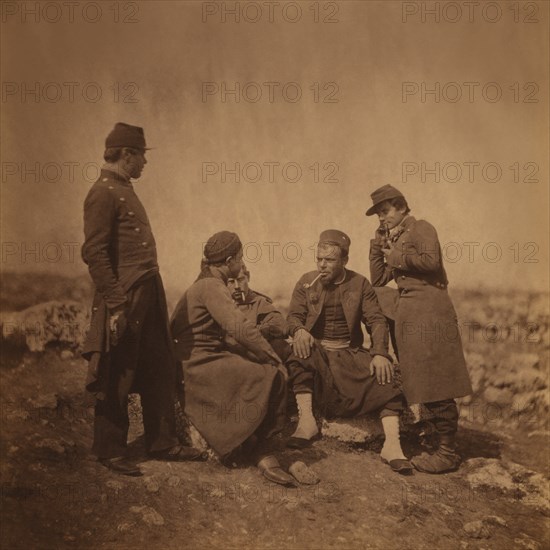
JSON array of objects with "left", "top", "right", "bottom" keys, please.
[{"left": 1, "top": 274, "right": 548, "bottom": 549}]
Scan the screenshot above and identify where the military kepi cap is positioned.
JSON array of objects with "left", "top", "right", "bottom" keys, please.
[
  {"left": 105, "top": 122, "right": 150, "bottom": 150},
  {"left": 204, "top": 231, "right": 242, "bottom": 264},
  {"left": 319, "top": 229, "right": 351, "bottom": 252},
  {"left": 365, "top": 184, "right": 405, "bottom": 216}
]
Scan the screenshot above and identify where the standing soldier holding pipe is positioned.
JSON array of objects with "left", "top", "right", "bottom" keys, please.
[{"left": 367, "top": 184, "right": 473, "bottom": 473}]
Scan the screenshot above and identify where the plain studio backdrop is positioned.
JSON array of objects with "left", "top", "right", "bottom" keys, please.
[{"left": 1, "top": 0, "right": 548, "bottom": 305}]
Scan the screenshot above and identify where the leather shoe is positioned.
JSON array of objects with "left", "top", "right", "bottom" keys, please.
[
  {"left": 99, "top": 457, "right": 143, "bottom": 477},
  {"left": 257, "top": 455, "right": 297, "bottom": 487},
  {"left": 381, "top": 457, "right": 413, "bottom": 475},
  {"left": 286, "top": 433, "right": 321, "bottom": 449},
  {"left": 149, "top": 444, "right": 208, "bottom": 462},
  {"left": 411, "top": 450, "right": 460, "bottom": 474}
]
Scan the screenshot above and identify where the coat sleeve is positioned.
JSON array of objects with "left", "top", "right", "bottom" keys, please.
[
  {"left": 361, "top": 279, "right": 391, "bottom": 360},
  {"left": 386, "top": 220, "right": 441, "bottom": 274},
  {"left": 203, "top": 282, "right": 281, "bottom": 365},
  {"left": 82, "top": 186, "right": 127, "bottom": 310},
  {"left": 256, "top": 298, "right": 288, "bottom": 339},
  {"left": 369, "top": 239, "right": 393, "bottom": 286},
  {"left": 286, "top": 278, "right": 309, "bottom": 337}
]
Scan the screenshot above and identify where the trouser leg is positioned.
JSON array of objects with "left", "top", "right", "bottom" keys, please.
[
  {"left": 379, "top": 393, "right": 406, "bottom": 418},
  {"left": 254, "top": 369, "right": 288, "bottom": 445},
  {"left": 92, "top": 360, "right": 136, "bottom": 459},
  {"left": 424, "top": 399, "right": 459, "bottom": 437},
  {"left": 411, "top": 399, "right": 461, "bottom": 473},
  {"left": 269, "top": 339, "right": 292, "bottom": 364},
  {"left": 138, "top": 285, "right": 179, "bottom": 454},
  {"left": 287, "top": 360, "right": 314, "bottom": 394}
]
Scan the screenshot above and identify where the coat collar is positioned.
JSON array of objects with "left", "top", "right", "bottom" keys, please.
[
  {"left": 235, "top": 289, "right": 257, "bottom": 305},
  {"left": 401, "top": 215, "right": 416, "bottom": 229},
  {"left": 306, "top": 269, "right": 354, "bottom": 311},
  {"left": 100, "top": 165, "right": 132, "bottom": 185},
  {"left": 196, "top": 264, "right": 229, "bottom": 284},
  {"left": 305, "top": 270, "right": 358, "bottom": 335}
]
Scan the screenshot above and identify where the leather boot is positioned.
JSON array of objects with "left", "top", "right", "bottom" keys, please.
[
  {"left": 99, "top": 456, "right": 143, "bottom": 477},
  {"left": 411, "top": 434, "right": 461, "bottom": 474}
]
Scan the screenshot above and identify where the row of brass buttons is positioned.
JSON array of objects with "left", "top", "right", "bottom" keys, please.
[{"left": 106, "top": 183, "right": 148, "bottom": 248}]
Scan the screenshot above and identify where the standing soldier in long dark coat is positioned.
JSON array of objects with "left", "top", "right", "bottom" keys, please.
[
  {"left": 367, "top": 184, "right": 473, "bottom": 473},
  {"left": 82, "top": 122, "right": 202, "bottom": 476},
  {"left": 170, "top": 231, "right": 296, "bottom": 487}
]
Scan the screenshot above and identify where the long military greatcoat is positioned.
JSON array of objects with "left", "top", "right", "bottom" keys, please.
[
  {"left": 369, "top": 216, "right": 473, "bottom": 404},
  {"left": 170, "top": 269, "right": 284, "bottom": 457},
  {"left": 81, "top": 168, "right": 173, "bottom": 396}
]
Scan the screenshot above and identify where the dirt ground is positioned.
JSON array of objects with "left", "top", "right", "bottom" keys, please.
[{"left": 1, "top": 349, "right": 548, "bottom": 550}]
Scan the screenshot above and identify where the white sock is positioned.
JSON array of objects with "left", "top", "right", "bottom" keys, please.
[
  {"left": 292, "top": 393, "right": 319, "bottom": 439},
  {"left": 380, "top": 415, "right": 407, "bottom": 461}
]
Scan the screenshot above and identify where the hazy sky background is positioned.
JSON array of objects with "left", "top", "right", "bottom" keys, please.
[{"left": 2, "top": 0, "right": 548, "bottom": 303}]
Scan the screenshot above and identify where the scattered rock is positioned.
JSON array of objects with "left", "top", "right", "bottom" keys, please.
[
  {"left": 117, "top": 522, "right": 135, "bottom": 532},
  {"left": 130, "top": 505, "right": 164, "bottom": 526},
  {"left": 465, "top": 458, "right": 550, "bottom": 512},
  {"left": 284, "top": 498, "right": 299, "bottom": 512},
  {"left": 167, "top": 475, "right": 180, "bottom": 488},
  {"left": 144, "top": 477, "right": 160, "bottom": 493},
  {"left": 187, "top": 423, "right": 210, "bottom": 453},
  {"left": 28, "top": 393, "right": 58, "bottom": 410},
  {"left": 463, "top": 520, "right": 491, "bottom": 539},
  {"left": 106, "top": 480, "right": 124, "bottom": 492},
  {"left": 464, "top": 352, "right": 486, "bottom": 393},
  {"left": 458, "top": 394, "right": 472, "bottom": 406},
  {"left": 3, "top": 406, "right": 30, "bottom": 421},
  {"left": 502, "top": 362, "right": 546, "bottom": 391},
  {"left": 483, "top": 386, "right": 514, "bottom": 407},
  {"left": 322, "top": 417, "right": 382, "bottom": 444},
  {"left": 1, "top": 301, "right": 88, "bottom": 352},
  {"left": 289, "top": 461, "right": 320, "bottom": 485},
  {"left": 434, "top": 503, "right": 454, "bottom": 516},
  {"left": 34, "top": 438, "right": 65, "bottom": 455},
  {"left": 514, "top": 535, "right": 541, "bottom": 550},
  {"left": 485, "top": 515, "right": 507, "bottom": 527},
  {"left": 60, "top": 350, "right": 74, "bottom": 360}
]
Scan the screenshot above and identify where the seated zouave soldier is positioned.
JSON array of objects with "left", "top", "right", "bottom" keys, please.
[{"left": 286, "top": 230, "right": 412, "bottom": 474}]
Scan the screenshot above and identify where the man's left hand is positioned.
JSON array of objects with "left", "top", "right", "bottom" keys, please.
[{"left": 369, "top": 355, "right": 395, "bottom": 385}]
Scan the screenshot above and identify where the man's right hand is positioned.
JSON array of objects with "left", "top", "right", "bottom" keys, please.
[
  {"left": 109, "top": 309, "right": 128, "bottom": 346},
  {"left": 373, "top": 228, "right": 388, "bottom": 247},
  {"left": 292, "top": 328, "right": 315, "bottom": 359}
]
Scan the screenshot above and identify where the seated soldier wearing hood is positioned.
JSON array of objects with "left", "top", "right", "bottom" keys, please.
[{"left": 170, "top": 231, "right": 297, "bottom": 487}]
